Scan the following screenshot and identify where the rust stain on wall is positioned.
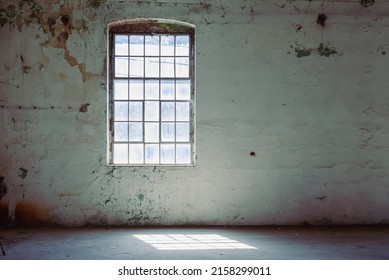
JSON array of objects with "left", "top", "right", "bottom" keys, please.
[
  {"left": 58, "top": 193, "right": 81, "bottom": 197},
  {"left": 15, "top": 201, "right": 47, "bottom": 225},
  {"left": 0, "top": 200, "right": 47, "bottom": 226}
]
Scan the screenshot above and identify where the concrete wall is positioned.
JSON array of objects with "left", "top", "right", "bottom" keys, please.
[{"left": 1, "top": 0, "right": 389, "bottom": 226}]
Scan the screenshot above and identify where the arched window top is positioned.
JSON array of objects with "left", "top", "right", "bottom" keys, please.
[{"left": 108, "top": 18, "right": 195, "bottom": 34}]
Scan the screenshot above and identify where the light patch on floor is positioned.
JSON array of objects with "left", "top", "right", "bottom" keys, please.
[{"left": 133, "top": 234, "right": 257, "bottom": 250}]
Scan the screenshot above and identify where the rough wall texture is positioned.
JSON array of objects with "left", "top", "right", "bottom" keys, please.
[{"left": 0, "top": 0, "right": 389, "bottom": 226}]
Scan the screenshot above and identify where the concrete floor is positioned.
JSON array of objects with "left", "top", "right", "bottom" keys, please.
[{"left": 0, "top": 226, "right": 388, "bottom": 260}]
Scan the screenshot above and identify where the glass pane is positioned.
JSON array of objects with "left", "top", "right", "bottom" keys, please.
[
  {"left": 161, "top": 122, "right": 175, "bottom": 142},
  {"left": 176, "top": 80, "right": 190, "bottom": 100},
  {"left": 129, "top": 102, "right": 143, "bottom": 121},
  {"left": 161, "top": 80, "right": 174, "bottom": 100},
  {"left": 129, "top": 80, "right": 143, "bottom": 100},
  {"left": 176, "top": 57, "right": 189, "bottom": 78},
  {"left": 176, "top": 122, "right": 189, "bottom": 142},
  {"left": 145, "top": 35, "right": 160, "bottom": 56},
  {"left": 161, "top": 102, "right": 175, "bottom": 121},
  {"left": 176, "top": 35, "right": 189, "bottom": 56},
  {"left": 145, "top": 122, "right": 159, "bottom": 142},
  {"left": 114, "top": 102, "right": 128, "bottom": 121},
  {"left": 145, "top": 101, "right": 159, "bottom": 121},
  {"left": 130, "top": 57, "right": 144, "bottom": 78},
  {"left": 129, "top": 122, "right": 143, "bottom": 142},
  {"left": 176, "top": 102, "right": 190, "bottom": 121},
  {"left": 145, "top": 144, "right": 159, "bottom": 164},
  {"left": 161, "top": 57, "right": 174, "bottom": 77},
  {"left": 114, "top": 122, "right": 128, "bottom": 142},
  {"left": 115, "top": 35, "right": 128, "bottom": 55},
  {"left": 113, "top": 143, "right": 128, "bottom": 164},
  {"left": 145, "top": 57, "right": 159, "bottom": 77},
  {"left": 161, "top": 144, "right": 175, "bottom": 164},
  {"left": 129, "top": 144, "right": 144, "bottom": 164},
  {"left": 114, "top": 79, "right": 128, "bottom": 100},
  {"left": 115, "top": 57, "right": 128, "bottom": 77},
  {"left": 145, "top": 80, "right": 159, "bottom": 100},
  {"left": 130, "top": 35, "right": 144, "bottom": 56},
  {"left": 176, "top": 144, "right": 190, "bottom": 164},
  {"left": 161, "top": 35, "right": 174, "bottom": 56}
]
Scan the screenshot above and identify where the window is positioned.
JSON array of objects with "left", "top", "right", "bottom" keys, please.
[{"left": 107, "top": 19, "right": 195, "bottom": 166}]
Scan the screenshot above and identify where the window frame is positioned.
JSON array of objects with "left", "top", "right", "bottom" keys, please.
[{"left": 107, "top": 19, "right": 196, "bottom": 166}]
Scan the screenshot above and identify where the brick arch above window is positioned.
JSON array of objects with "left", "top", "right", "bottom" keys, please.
[{"left": 108, "top": 18, "right": 195, "bottom": 34}]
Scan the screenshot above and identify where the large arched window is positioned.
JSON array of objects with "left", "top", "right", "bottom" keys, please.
[{"left": 107, "top": 19, "right": 195, "bottom": 166}]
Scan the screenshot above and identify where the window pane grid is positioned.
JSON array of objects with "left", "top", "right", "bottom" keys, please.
[{"left": 112, "top": 33, "right": 192, "bottom": 165}]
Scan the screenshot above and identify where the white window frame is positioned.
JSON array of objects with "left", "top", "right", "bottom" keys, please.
[{"left": 107, "top": 19, "right": 196, "bottom": 166}]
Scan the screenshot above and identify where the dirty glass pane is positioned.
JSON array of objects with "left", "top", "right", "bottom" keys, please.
[
  {"left": 161, "top": 80, "right": 174, "bottom": 100},
  {"left": 129, "top": 79, "right": 143, "bottom": 100},
  {"left": 145, "top": 144, "right": 159, "bottom": 164},
  {"left": 129, "top": 122, "right": 143, "bottom": 142},
  {"left": 161, "top": 102, "right": 175, "bottom": 121},
  {"left": 145, "top": 35, "right": 160, "bottom": 56},
  {"left": 113, "top": 143, "right": 128, "bottom": 164},
  {"left": 129, "top": 102, "right": 143, "bottom": 121},
  {"left": 145, "top": 122, "right": 159, "bottom": 142},
  {"left": 115, "top": 57, "right": 128, "bottom": 77},
  {"left": 114, "top": 79, "right": 128, "bottom": 100},
  {"left": 161, "top": 122, "right": 175, "bottom": 142},
  {"left": 176, "top": 122, "right": 189, "bottom": 142},
  {"left": 176, "top": 102, "right": 189, "bottom": 121},
  {"left": 176, "top": 35, "right": 189, "bottom": 56},
  {"left": 129, "top": 144, "right": 144, "bottom": 164},
  {"left": 161, "top": 35, "right": 174, "bottom": 56},
  {"left": 176, "top": 144, "right": 190, "bottom": 164},
  {"left": 130, "top": 35, "right": 144, "bottom": 56},
  {"left": 176, "top": 57, "right": 189, "bottom": 78},
  {"left": 145, "top": 101, "right": 159, "bottom": 121},
  {"left": 130, "top": 57, "right": 144, "bottom": 78},
  {"left": 115, "top": 35, "right": 128, "bottom": 56},
  {"left": 114, "top": 101, "right": 128, "bottom": 121},
  {"left": 161, "top": 144, "right": 175, "bottom": 164},
  {"left": 145, "top": 80, "right": 159, "bottom": 100},
  {"left": 114, "top": 122, "right": 128, "bottom": 142},
  {"left": 161, "top": 57, "right": 174, "bottom": 77},
  {"left": 176, "top": 80, "right": 190, "bottom": 100},
  {"left": 145, "top": 57, "right": 159, "bottom": 77}
]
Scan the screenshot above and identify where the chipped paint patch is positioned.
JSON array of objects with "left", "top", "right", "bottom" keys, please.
[
  {"left": 137, "top": 193, "right": 144, "bottom": 202},
  {"left": 361, "top": 0, "right": 375, "bottom": 7},
  {"left": 0, "top": 0, "right": 90, "bottom": 81},
  {"left": 291, "top": 43, "right": 340, "bottom": 58},
  {"left": 18, "top": 167, "right": 28, "bottom": 179}
]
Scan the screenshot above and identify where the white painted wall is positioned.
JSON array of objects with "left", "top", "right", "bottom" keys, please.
[{"left": 1, "top": 0, "right": 389, "bottom": 226}]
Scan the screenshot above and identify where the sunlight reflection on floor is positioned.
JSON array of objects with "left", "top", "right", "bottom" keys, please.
[{"left": 133, "top": 234, "right": 257, "bottom": 250}]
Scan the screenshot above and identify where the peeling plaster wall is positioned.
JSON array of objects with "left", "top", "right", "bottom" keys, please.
[{"left": 1, "top": 0, "right": 389, "bottom": 226}]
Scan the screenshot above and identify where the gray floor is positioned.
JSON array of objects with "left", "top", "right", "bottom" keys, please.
[{"left": 0, "top": 226, "right": 388, "bottom": 260}]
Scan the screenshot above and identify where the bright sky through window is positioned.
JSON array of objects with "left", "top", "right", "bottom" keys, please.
[{"left": 109, "top": 31, "right": 194, "bottom": 165}]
